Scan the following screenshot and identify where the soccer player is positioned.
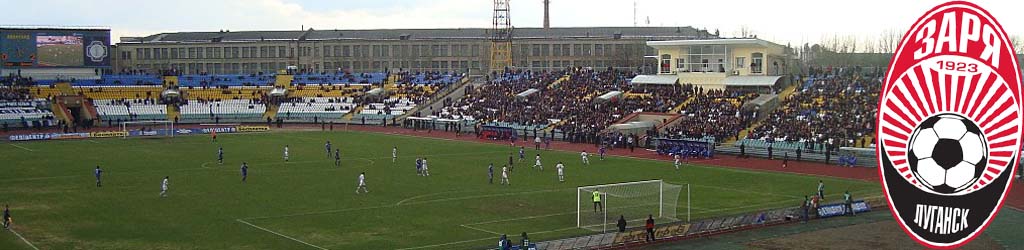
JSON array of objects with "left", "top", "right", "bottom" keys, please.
[
  {"left": 94, "top": 165, "right": 104, "bottom": 187},
  {"left": 599, "top": 145, "right": 607, "bottom": 160},
  {"left": 392, "top": 146, "right": 398, "bottom": 163},
  {"left": 673, "top": 154, "right": 681, "bottom": 170},
  {"left": 817, "top": 180, "right": 825, "bottom": 201},
  {"left": 334, "top": 149, "right": 341, "bottom": 167},
  {"left": 241, "top": 162, "right": 248, "bottom": 182},
  {"left": 581, "top": 151, "right": 590, "bottom": 165},
  {"left": 211, "top": 129, "right": 217, "bottom": 142},
  {"left": 283, "top": 145, "right": 290, "bottom": 162},
  {"left": 488, "top": 163, "right": 494, "bottom": 184},
  {"left": 415, "top": 158, "right": 423, "bottom": 175},
  {"left": 500, "top": 165, "right": 510, "bottom": 185},
  {"left": 518, "top": 147, "right": 525, "bottom": 162},
  {"left": 355, "top": 172, "right": 368, "bottom": 194},
  {"left": 533, "top": 154, "right": 543, "bottom": 171},
  {"left": 2, "top": 205, "right": 9, "bottom": 229},
  {"left": 422, "top": 158, "right": 430, "bottom": 176},
  {"left": 325, "top": 141, "right": 332, "bottom": 158},
  {"left": 556, "top": 161, "right": 565, "bottom": 182},
  {"left": 508, "top": 153, "right": 515, "bottom": 172},
  {"left": 217, "top": 147, "right": 224, "bottom": 165},
  {"left": 592, "top": 190, "right": 602, "bottom": 212},
  {"left": 160, "top": 176, "right": 170, "bottom": 198}
]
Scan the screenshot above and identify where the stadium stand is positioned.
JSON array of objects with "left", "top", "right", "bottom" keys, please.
[
  {"left": 178, "top": 99, "right": 266, "bottom": 122},
  {"left": 744, "top": 74, "right": 880, "bottom": 150},
  {"left": 276, "top": 97, "right": 355, "bottom": 121},
  {"left": 178, "top": 74, "right": 275, "bottom": 87},
  {"left": 291, "top": 72, "right": 386, "bottom": 85},
  {"left": 94, "top": 99, "right": 167, "bottom": 122},
  {"left": 663, "top": 88, "right": 758, "bottom": 142}
]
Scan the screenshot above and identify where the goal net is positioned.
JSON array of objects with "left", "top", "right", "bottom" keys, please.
[
  {"left": 121, "top": 120, "right": 174, "bottom": 138},
  {"left": 577, "top": 180, "right": 686, "bottom": 232}
]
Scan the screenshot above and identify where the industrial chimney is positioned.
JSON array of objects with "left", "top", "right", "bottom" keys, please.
[{"left": 543, "top": 0, "right": 550, "bottom": 29}]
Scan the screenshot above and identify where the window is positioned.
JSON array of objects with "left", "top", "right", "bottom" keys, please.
[
  {"left": 736, "top": 57, "right": 746, "bottom": 69},
  {"left": 343, "top": 46, "right": 351, "bottom": 57},
  {"left": 660, "top": 54, "right": 672, "bottom": 74},
  {"left": 676, "top": 58, "right": 686, "bottom": 71},
  {"left": 471, "top": 45, "right": 480, "bottom": 57},
  {"left": 532, "top": 45, "right": 540, "bottom": 57},
  {"left": 595, "top": 44, "right": 604, "bottom": 56},
  {"left": 751, "top": 53, "right": 764, "bottom": 74}
]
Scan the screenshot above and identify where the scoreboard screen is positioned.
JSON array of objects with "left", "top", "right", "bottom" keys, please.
[{"left": 0, "top": 28, "right": 110, "bottom": 68}]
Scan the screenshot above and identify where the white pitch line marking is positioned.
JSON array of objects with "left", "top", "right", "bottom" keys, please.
[
  {"left": 9, "top": 228, "right": 41, "bottom": 250},
  {"left": 235, "top": 219, "right": 328, "bottom": 250},
  {"left": 8, "top": 144, "right": 35, "bottom": 152}
]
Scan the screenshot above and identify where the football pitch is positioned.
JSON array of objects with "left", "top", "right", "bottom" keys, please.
[{"left": 0, "top": 130, "right": 881, "bottom": 249}]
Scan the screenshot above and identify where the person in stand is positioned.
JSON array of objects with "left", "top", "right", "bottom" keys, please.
[
  {"left": 617, "top": 215, "right": 627, "bottom": 232},
  {"left": 94, "top": 165, "right": 104, "bottom": 187},
  {"left": 783, "top": 152, "right": 789, "bottom": 168},
  {"left": 739, "top": 143, "right": 746, "bottom": 158},
  {"left": 767, "top": 144, "right": 774, "bottom": 159},
  {"left": 796, "top": 147, "right": 802, "bottom": 161},
  {"left": 645, "top": 215, "right": 656, "bottom": 242},
  {"left": 534, "top": 136, "right": 541, "bottom": 150}
]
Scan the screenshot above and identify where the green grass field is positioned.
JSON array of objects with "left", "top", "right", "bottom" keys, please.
[{"left": 0, "top": 131, "right": 881, "bottom": 249}]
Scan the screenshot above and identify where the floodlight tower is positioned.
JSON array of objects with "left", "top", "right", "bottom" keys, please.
[{"left": 489, "top": 0, "right": 514, "bottom": 72}]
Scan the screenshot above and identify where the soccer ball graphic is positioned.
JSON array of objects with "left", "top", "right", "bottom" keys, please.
[{"left": 906, "top": 113, "right": 988, "bottom": 194}]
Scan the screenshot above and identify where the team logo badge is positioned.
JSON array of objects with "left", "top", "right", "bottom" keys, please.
[
  {"left": 878, "top": 1, "right": 1021, "bottom": 248},
  {"left": 87, "top": 41, "right": 107, "bottom": 62}
]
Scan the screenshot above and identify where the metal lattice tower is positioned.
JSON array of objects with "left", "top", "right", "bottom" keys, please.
[{"left": 489, "top": 0, "right": 513, "bottom": 72}]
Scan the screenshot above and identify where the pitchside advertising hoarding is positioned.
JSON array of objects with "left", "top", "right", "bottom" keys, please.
[
  {"left": 0, "top": 28, "right": 110, "bottom": 68},
  {"left": 7, "top": 126, "right": 270, "bottom": 141},
  {"left": 878, "top": 1, "right": 1021, "bottom": 249}
]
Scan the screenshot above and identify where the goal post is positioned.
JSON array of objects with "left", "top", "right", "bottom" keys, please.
[
  {"left": 121, "top": 120, "right": 174, "bottom": 138},
  {"left": 576, "top": 180, "right": 687, "bottom": 232}
]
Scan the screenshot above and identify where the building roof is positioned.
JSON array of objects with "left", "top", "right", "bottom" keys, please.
[
  {"left": 120, "top": 26, "right": 714, "bottom": 44},
  {"left": 723, "top": 75, "right": 783, "bottom": 87},
  {"left": 647, "top": 38, "right": 783, "bottom": 48},
  {"left": 631, "top": 75, "right": 679, "bottom": 85}
]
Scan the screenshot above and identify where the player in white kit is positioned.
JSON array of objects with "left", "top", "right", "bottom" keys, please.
[
  {"left": 581, "top": 151, "right": 590, "bottom": 165},
  {"left": 283, "top": 145, "right": 290, "bottom": 162},
  {"left": 500, "top": 165, "right": 510, "bottom": 185},
  {"left": 533, "top": 154, "right": 543, "bottom": 171},
  {"left": 355, "top": 172, "right": 368, "bottom": 194},
  {"left": 556, "top": 162, "right": 565, "bottom": 182},
  {"left": 674, "top": 154, "right": 682, "bottom": 170}
]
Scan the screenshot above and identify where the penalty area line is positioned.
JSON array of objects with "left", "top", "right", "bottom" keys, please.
[{"left": 235, "top": 219, "right": 328, "bottom": 250}]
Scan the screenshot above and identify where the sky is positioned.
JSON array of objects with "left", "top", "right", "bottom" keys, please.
[{"left": 2, "top": 0, "right": 1021, "bottom": 48}]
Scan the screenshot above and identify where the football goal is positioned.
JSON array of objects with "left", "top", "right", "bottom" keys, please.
[
  {"left": 577, "top": 180, "right": 688, "bottom": 232},
  {"left": 121, "top": 120, "right": 174, "bottom": 138}
]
